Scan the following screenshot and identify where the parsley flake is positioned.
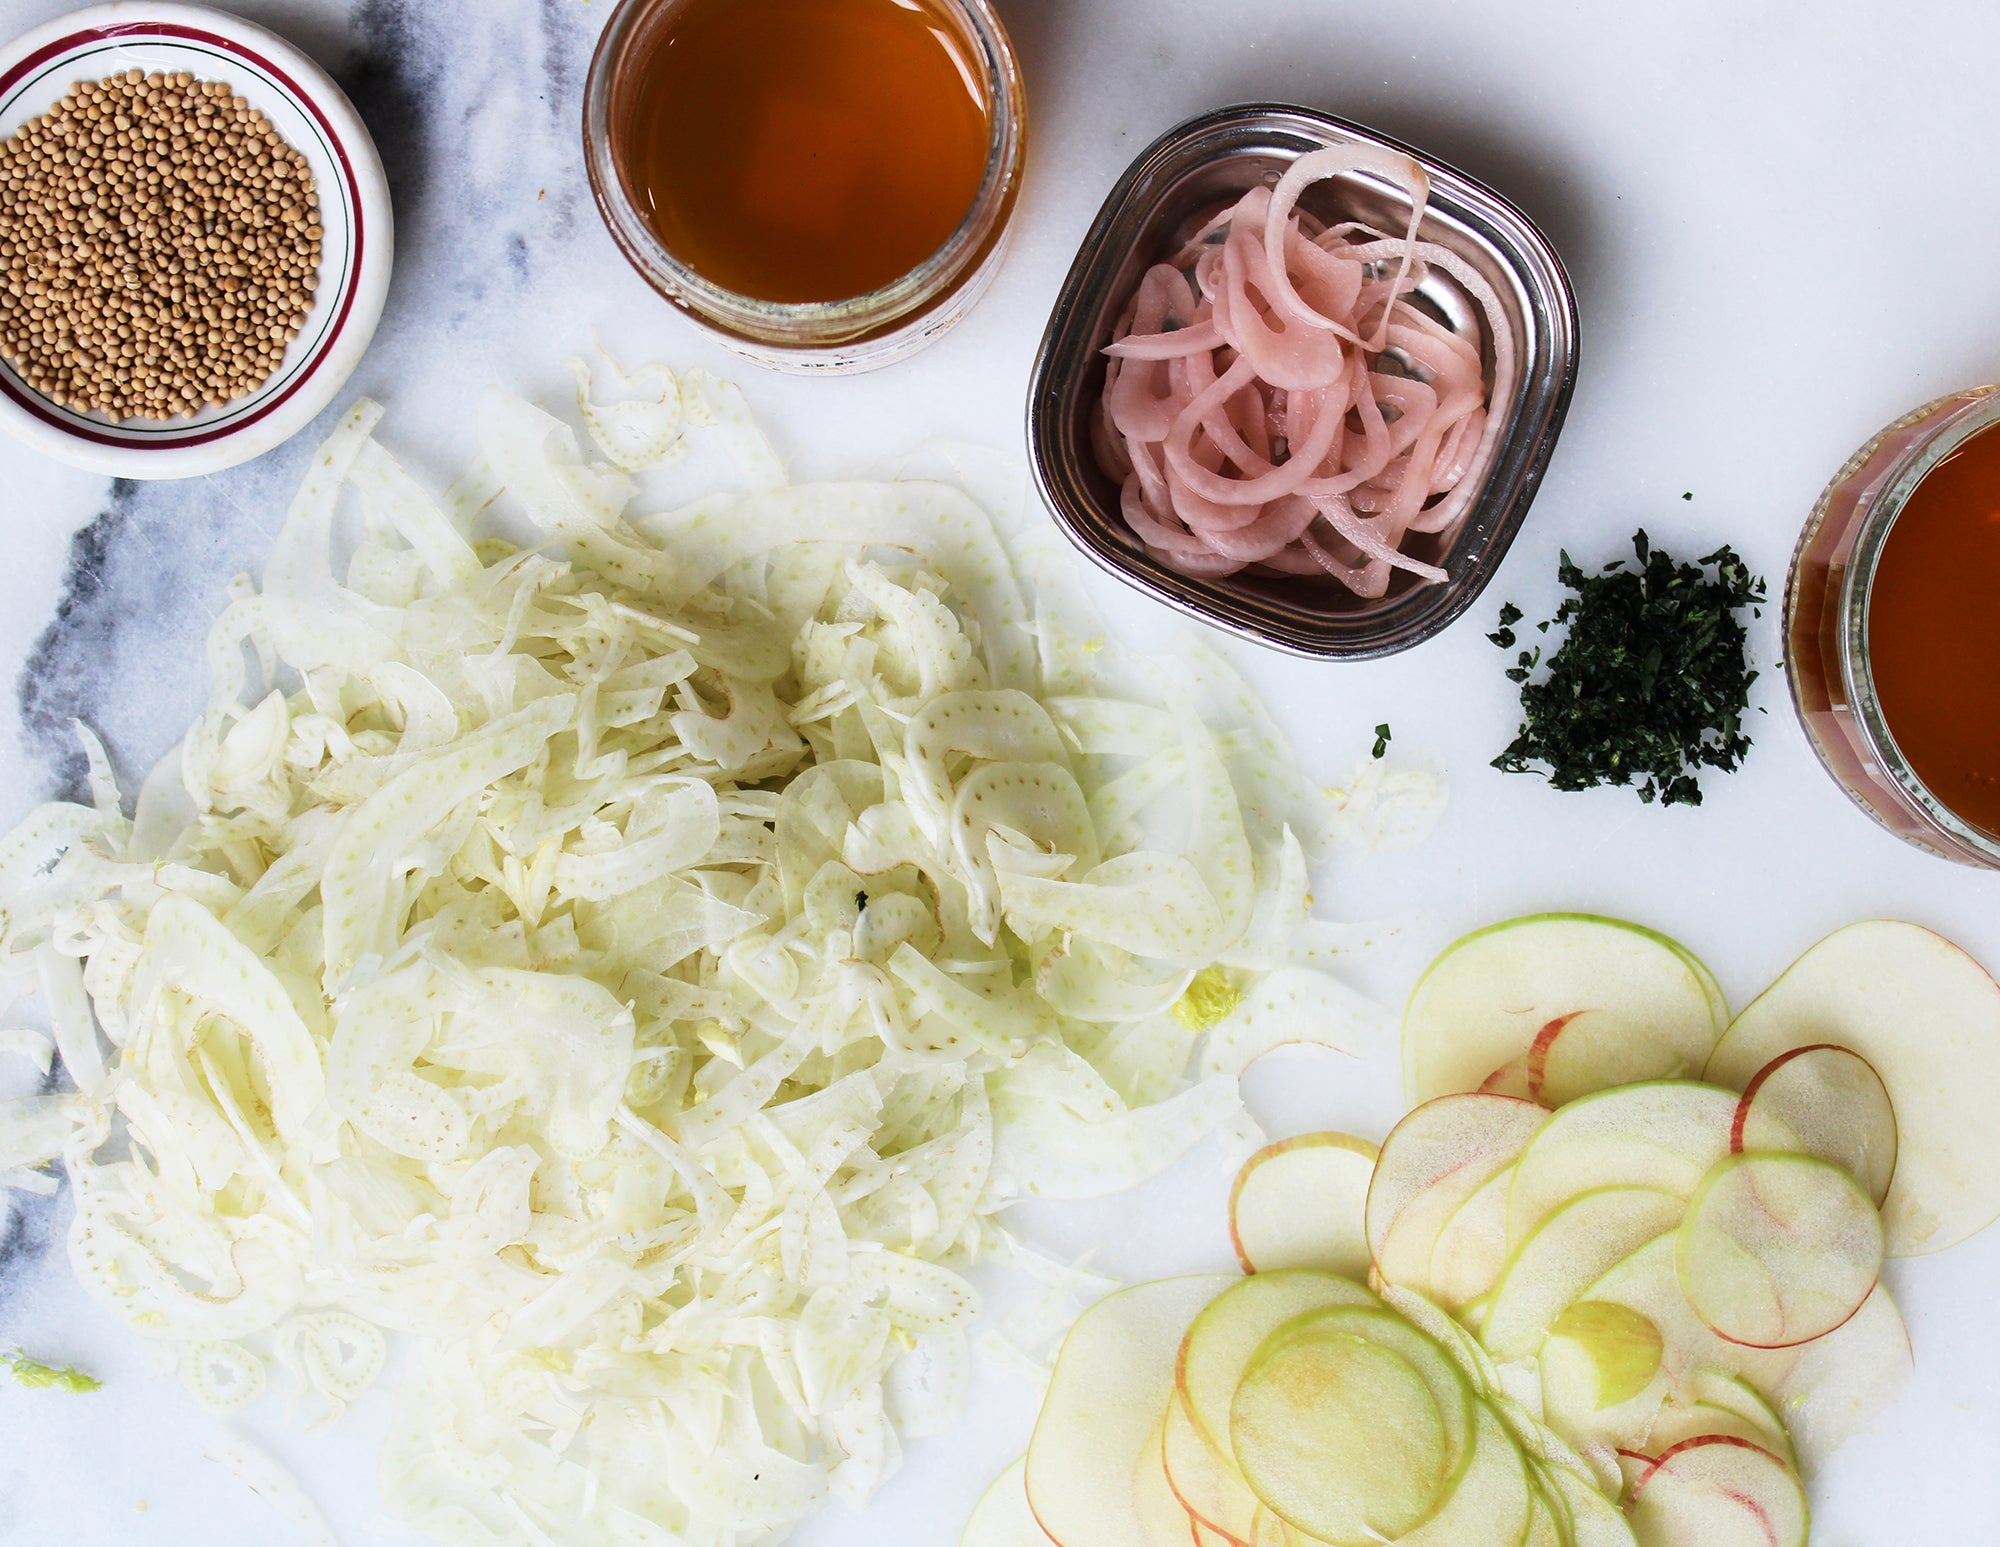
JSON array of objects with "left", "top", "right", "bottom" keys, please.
[
  {"left": 1490, "top": 531, "right": 1766, "bottom": 807},
  {"left": 1486, "top": 601, "right": 1523, "bottom": 649}
]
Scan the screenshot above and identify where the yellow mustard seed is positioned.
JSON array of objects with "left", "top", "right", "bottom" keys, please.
[{"left": 0, "top": 69, "right": 323, "bottom": 420}]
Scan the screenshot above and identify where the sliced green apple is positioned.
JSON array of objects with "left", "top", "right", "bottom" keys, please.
[
  {"left": 1488, "top": 1379, "right": 1608, "bottom": 1495},
  {"left": 1625, "top": 1437, "right": 1808, "bottom": 1547},
  {"left": 1366, "top": 1094, "right": 1548, "bottom": 1293},
  {"left": 1537, "top": 1236, "right": 1795, "bottom": 1458},
  {"left": 1731, "top": 1043, "right": 1896, "bottom": 1208},
  {"left": 1375, "top": 1280, "right": 1504, "bottom": 1400},
  {"left": 1247, "top": 1306, "right": 1478, "bottom": 1513},
  {"left": 1230, "top": 1327, "right": 1452, "bottom": 1545},
  {"left": 1230, "top": 1133, "right": 1378, "bottom": 1278},
  {"left": 1176, "top": 1271, "right": 1377, "bottom": 1463},
  {"left": 1404, "top": 914, "right": 1726, "bottom": 1106},
  {"left": 1482, "top": 1186, "right": 1686, "bottom": 1361},
  {"left": 1675, "top": 1151, "right": 1883, "bottom": 1349},
  {"left": 1391, "top": 1401, "right": 1532, "bottom": 1547},
  {"left": 1540, "top": 1458, "right": 1640, "bottom": 1547},
  {"left": 963, "top": 1459, "right": 1058, "bottom": 1547},
  {"left": 1770, "top": 1281, "right": 1911, "bottom": 1473},
  {"left": 1520, "top": 1495, "right": 1568, "bottom": 1547},
  {"left": 1027, "top": 1275, "right": 1238, "bottom": 1547},
  {"left": 1704, "top": 919, "right": 2000, "bottom": 1256},
  {"left": 1428, "top": 1163, "right": 1516, "bottom": 1312},
  {"left": 1506, "top": 1082, "right": 1736, "bottom": 1249},
  {"left": 1545, "top": 1299, "right": 1666, "bottom": 1411}
]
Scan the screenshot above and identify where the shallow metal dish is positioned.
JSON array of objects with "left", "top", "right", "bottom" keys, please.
[{"left": 1028, "top": 102, "right": 1578, "bottom": 659}]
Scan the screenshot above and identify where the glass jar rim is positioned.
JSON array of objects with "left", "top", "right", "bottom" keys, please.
[
  {"left": 582, "top": 0, "right": 1025, "bottom": 348},
  {"left": 1839, "top": 384, "right": 2000, "bottom": 865}
]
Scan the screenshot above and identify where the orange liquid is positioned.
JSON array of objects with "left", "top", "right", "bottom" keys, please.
[
  {"left": 618, "top": 0, "right": 991, "bottom": 305},
  {"left": 1868, "top": 422, "right": 2000, "bottom": 835}
]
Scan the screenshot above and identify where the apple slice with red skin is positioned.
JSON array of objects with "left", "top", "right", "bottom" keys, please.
[
  {"left": 1731, "top": 1044, "right": 1897, "bottom": 1208},
  {"left": 1614, "top": 1448, "right": 1653, "bottom": 1502},
  {"left": 1655, "top": 1369, "right": 1796, "bottom": 1468},
  {"left": 1636, "top": 1402, "right": 1793, "bottom": 1473},
  {"left": 1537, "top": 1008, "right": 1721, "bottom": 1109},
  {"left": 1230, "top": 1133, "right": 1378, "bottom": 1278},
  {"left": 1675, "top": 1150, "right": 1883, "bottom": 1349},
  {"left": 1405, "top": 914, "right": 1726, "bottom": 1106},
  {"left": 1625, "top": 1436, "right": 1808, "bottom": 1547},
  {"left": 1366, "top": 1094, "right": 1547, "bottom": 1294},
  {"left": 1026, "top": 1276, "right": 1238, "bottom": 1547},
  {"left": 1704, "top": 919, "right": 2000, "bottom": 1256},
  {"left": 1477, "top": 1054, "right": 1538, "bottom": 1101},
  {"left": 963, "top": 1459, "right": 1059, "bottom": 1547},
  {"left": 1136, "top": 1415, "right": 1201, "bottom": 1547},
  {"left": 1161, "top": 1396, "right": 1261, "bottom": 1547},
  {"left": 1477, "top": 1011, "right": 1583, "bottom": 1103},
  {"left": 1484, "top": 1009, "right": 1703, "bottom": 1111}
]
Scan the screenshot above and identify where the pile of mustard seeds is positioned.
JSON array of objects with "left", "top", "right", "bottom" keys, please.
[{"left": 0, "top": 68, "right": 323, "bottom": 421}]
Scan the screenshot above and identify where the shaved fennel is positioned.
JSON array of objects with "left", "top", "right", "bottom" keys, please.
[{"left": 0, "top": 359, "right": 1421, "bottom": 1547}]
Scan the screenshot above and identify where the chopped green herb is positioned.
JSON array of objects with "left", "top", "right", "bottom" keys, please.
[
  {"left": 2, "top": 1350, "right": 101, "bottom": 1392},
  {"left": 1486, "top": 601, "right": 1523, "bottom": 649},
  {"left": 1372, "top": 723, "right": 1392, "bottom": 759},
  {"left": 1490, "top": 531, "right": 1766, "bottom": 807}
]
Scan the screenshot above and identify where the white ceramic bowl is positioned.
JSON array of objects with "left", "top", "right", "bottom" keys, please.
[{"left": 0, "top": 2, "right": 392, "bottom": 478}]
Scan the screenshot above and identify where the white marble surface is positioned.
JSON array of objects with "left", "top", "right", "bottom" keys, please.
[{"left": 4, "top": 0, "right": 2000, "bottom": 1542}]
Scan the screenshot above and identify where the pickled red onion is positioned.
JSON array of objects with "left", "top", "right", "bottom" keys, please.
[{"left": 1096, "top": 152, "right": 1514, "bottom": 596}]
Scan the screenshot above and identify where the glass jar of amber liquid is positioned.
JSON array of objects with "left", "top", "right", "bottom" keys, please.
[
  {"left": 1788, "top": 386, "right": 2000, "bottom": 868},
  {"left": 583, "top": 0, "right": 1025, "bottom": 373}
]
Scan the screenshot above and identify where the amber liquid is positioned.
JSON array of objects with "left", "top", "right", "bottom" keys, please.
[
  {"left": 1868, "top": 422, "right": 2000, "bottom": 835},
  {"left": 617, "top": 0, "right": 992, "bottom": 305}
]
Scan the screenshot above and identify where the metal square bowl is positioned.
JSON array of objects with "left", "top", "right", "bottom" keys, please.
[{"left": 1028, "top": 103, "right": 1578, "bottom": 659}]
